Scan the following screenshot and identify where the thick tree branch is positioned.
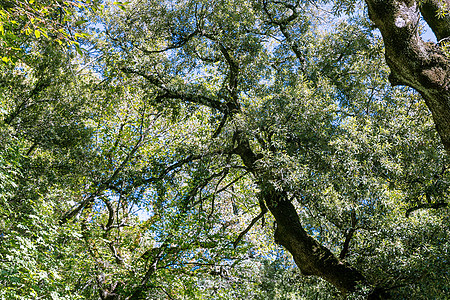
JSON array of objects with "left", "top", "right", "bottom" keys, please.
[
  {"left": 212, "top": 112, "right": 228, "bottom": 138},
  {"left": 340, "top": 211, "right": 357, "bottom": 260},
  {"left": 365, "top": 0, "right": 450, "bottom": 153},
  {"left": 121, "top": 67, "right": 229, "bottom": 113},
  {"left": 419, "top": 0, "right": 450, "bottom": 41},
  {"left": 262, "top": 0, "right": 306, "bottom": 64},
  {"left": 406, "top": 201, "right": 448, "bottom": 217},
  {"left": 231, "top": 132, "right": 383, "bottom": 296},
  {"left": 213, "top": 42, "right": 242, "bottom": 118}
]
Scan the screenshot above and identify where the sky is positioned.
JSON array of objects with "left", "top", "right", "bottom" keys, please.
[{"left": 421, "top": 21, "right": 437, "bottom": 43}]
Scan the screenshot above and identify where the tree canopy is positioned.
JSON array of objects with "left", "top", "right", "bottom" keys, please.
[{"left": 1, "top": 0, "right": 450, "bottom": 299}]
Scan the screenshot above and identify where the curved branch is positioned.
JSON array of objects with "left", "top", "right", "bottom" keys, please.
[
  {"left": 339, "top": 211, "right": 357, "bottom": 260},
  {"left": 406, "top": 202, "right": 448, "bottom": 217},
  {"left": 121, "top": 67, "right": 229, "bottom": 113},
  {"left": 212, "top": 112, "right": 228, "bottom": 138},
  {"left": 233, "top": 199, "right": 268, "bottom": 248},
  {"left": 232, "top": 132, "right": 378, "bottom": 295},
  {"left": 365, "top": 0, "right": 450, "bottom": 152}
]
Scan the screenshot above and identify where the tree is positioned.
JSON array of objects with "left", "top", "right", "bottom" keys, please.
[
  {"left": 77, "top": 0, "right": 448, "bottom": 298},
  {"left": 362, "top": 0, "right": 450, "bottom": 153},
  {"left": 1, "top": 0, "right": 450, "bottom": 299}
]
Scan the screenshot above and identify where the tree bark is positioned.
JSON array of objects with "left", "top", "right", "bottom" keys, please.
[
  {"left": 233, "top": 134, "right": 387, "bottom": 298},
  {"left": 364, "top": 0, "right": 450, "bottom": 153},
  {"left": 265, "top": 187, "right": 367, "bottom": 293},
  {"left": 420, "top": 0, "right": 450, "bottom": 41}
]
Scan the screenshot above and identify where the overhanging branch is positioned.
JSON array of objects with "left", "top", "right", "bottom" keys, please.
[
  {"left": 121, "top": 67, "right": 228, "bottom": 113},
  {"left": 406, "top": 202, "right": 448, "bottom": 217}
]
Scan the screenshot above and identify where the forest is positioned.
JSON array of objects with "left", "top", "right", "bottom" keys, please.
[{"left": 1, "top": 0, "right": 450, "bottom": 299}]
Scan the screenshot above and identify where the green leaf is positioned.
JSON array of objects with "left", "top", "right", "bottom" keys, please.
[
  {"left": 75, "top": 19, "right": 87, "bottom": 26},
  {"left": 74, "top": 43, "right": 82, "bottom": 55}
]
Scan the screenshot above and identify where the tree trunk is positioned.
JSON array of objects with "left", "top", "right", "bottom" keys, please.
[
  {"left": 364, "top": 0, "right": 450, "bottom": 153},
  {"left": 233, "top": 134, "right": 388, "bottom": 298},
  {"left": 263, "top": 186, "right": 367, "bottom": 294}
]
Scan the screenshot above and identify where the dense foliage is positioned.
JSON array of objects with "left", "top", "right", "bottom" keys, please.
[{"left": 1, "top": 0, "right": 449, "bottom": 299}]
